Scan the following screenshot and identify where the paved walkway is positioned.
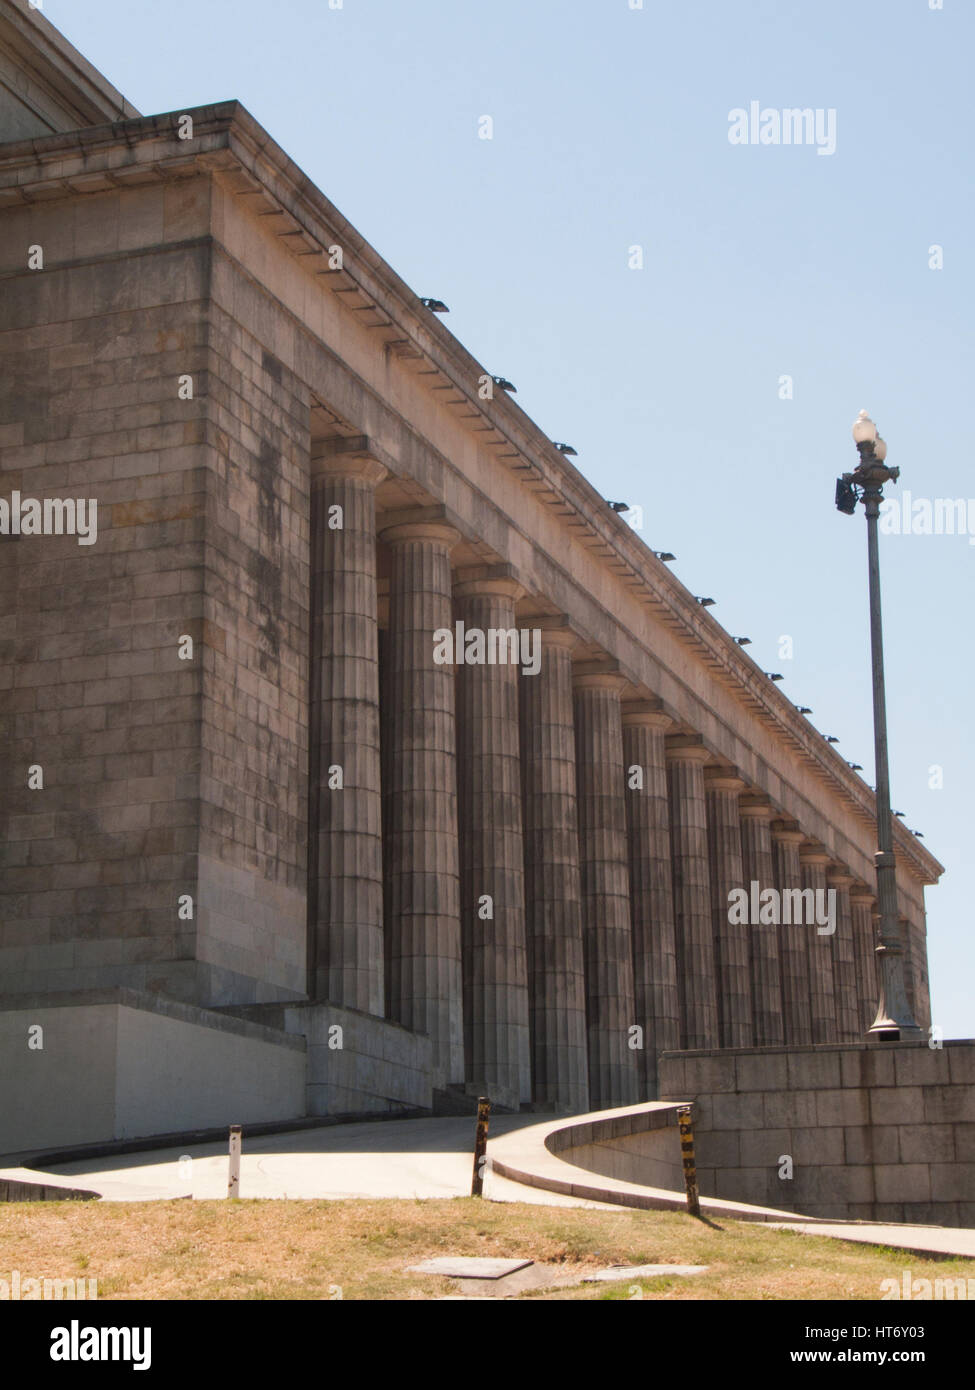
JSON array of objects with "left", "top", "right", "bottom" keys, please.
[
  {"left": 5, "top": 1115, "right": 974, "bottom": 1259},
  {"left": 769, "top": 1222, "right": 975, "bottom": 1259},
  {"left": 10, "top": 1116, "right": 609, "bottom": 1206}
]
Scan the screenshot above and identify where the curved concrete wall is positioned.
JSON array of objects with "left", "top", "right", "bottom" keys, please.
[
  {"left": 549, "top": 1105, "right": 684, "bottom": 1191},
  {"left": 489, "top": 1101, "right": 801, "bottom": 1222}
]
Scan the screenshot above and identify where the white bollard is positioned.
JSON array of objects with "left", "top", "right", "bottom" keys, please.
[{"left": 228, "top": 1124, "right": 242, "bottom": 1198}]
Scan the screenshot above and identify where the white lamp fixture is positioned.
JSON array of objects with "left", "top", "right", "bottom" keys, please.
[{"left": 852, "top": 409, "right": 878, "bottom": 445}]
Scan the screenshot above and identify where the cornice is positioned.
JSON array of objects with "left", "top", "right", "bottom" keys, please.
[{"left": 0, "top": 1, "right": 139, "bottom": 132}]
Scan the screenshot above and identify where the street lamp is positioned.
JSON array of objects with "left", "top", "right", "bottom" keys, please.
[{"left": 836, "top": 411, "right": 922, "bottom": 1040}]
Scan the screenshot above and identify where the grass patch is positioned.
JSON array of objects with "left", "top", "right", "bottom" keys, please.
[{"left": 0, "top": 1198, "right": 969, "bottom": 1300}]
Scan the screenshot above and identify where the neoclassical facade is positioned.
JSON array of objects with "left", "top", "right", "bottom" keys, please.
[{"left": 0, "top": 4, "right": 940, "bottom": 1137}]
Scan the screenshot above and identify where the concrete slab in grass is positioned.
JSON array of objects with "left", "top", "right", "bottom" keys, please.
[
  {"left": 408, "top": 1256, "right": 533, "bottom": 1279},
  {"left": 584, "top": 1264, "right": 709, "bottom": 1282}
]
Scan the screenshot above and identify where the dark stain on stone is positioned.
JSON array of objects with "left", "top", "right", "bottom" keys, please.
[{"left": 251, "top": 440, "right": 284, "bottom": 674}]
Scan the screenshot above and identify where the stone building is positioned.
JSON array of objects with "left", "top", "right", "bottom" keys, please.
[{"left": 0, "top": 3, "right": 940, "bottom": 1150}]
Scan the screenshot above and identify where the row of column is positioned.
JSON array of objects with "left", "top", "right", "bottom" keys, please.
[{"left": 309, "top": 458, "right": 900, "bottom": 1112}]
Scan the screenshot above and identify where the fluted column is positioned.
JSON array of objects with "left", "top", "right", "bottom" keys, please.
[
  {"left": 574, "top": 671, "right": 639, "bottom": 1108},
  {"left": 309, "top": 451, "right": 386, "bottom": 1013},
  {"left": 740, "top": 796, "right": 784, "bottom": 1046},
  {"left": 622, "top": 702, "right": 679, "bottom": 1098},
  {"left": 800, "top": 844, "right": 837, "bottom": 1043},
  {"left": 454, "top": 573, "right": 531, "bottom": 1107},
  {"left": 520, "top": 621, "right": 589, "bottom": 1112},
  {"left": 904, "top": 898, "right": 932, "bottom": 1031},
  {"left": 850, "top": 883, "right": 878, "bottom": 1035},
  {"left": 381, "top": 519, "right": 464, "bottom": 1084},
  {"left": 705, "top": 769, "right": 752, "bottom": 1048},
  {"left": 666, "top": 736, "right": 718, "bottom": 1050},
  {"left": 828, "top": 869, "right": 860, "bottom": 1042},
  {"left": 772, "top": 822, "right": 811, "bottom": 1045},
  {"left": 900, "top": 913, "right": 919, "bottom": 1024}
]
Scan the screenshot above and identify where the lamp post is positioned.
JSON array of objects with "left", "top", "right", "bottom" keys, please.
[{"left": 836, "top": 411, "right": 922, "bottom": 1040}]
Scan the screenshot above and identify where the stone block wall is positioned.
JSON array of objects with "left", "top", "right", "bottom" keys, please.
[
  {"left": 226, "top": 1000, "right": 434, "bottom": 1115},
  {"left": 0, "top": 183, "right": 212, "bottom": 1000},
  {"left": 194, "top": 298, "right": 311, "bottom": 1003},
  {"left": 660, "top": 1041, "right": 975, "bottom": 1226},
  {"left": 0, "top": 175, "right": 312, "bottom": 1007}
]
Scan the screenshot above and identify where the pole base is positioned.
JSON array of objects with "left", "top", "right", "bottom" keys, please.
[{"left": 867, "top": 1018, "right": 925, "bottom": 1042}]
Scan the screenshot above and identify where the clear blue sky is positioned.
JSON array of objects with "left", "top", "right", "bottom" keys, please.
[{"left": 46, "top": 0, "right": 973, "bottom": 1037}]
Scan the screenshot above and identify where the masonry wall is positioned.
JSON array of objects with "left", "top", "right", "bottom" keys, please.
[
  {"left": 660, "top": 1041, "right": 975, "bottom": 1226},
  {"left": 0, "top": 175, "right": 312, "bottom": 1007},
  {"left": 0, "top": 183, "right": 211, "bottom": 1000},
  {"left": 194, "top": 296, "right": 311, "bottom": 1003},
  {"left": 226, "top": 1000, "right": 434, "bottom": 1114},
  {"left": 0, "top": 987, "right": 306, "bottom": 1157}
]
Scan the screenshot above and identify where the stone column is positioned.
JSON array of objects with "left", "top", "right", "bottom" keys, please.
[
  {"left": 622, "top": 701, "right": 679, "bottom": 1098},
  {"left": 666, "top": 736, "right": 718, "bottom": 1050},
  {"left": 574, "top": 670, "right": 639, "bottom": 1108},
  {"left": 900, "top": 913, "right": 919, "bottom": 1024},
  {"left": 309, "top": 449, "right": 386, "bottom": 1014},
  {"left": 520, "top": 620, "right": 589, "bottom": 1112},
  {"left": 850, "top": 883, "right": 878, "bottom": 1035},
  {"left": 800, "top": 844, "right": 837, "bottom": 1043},
  {"left": 827, "top": 869, "right": 860, "bottom": 1042},
  {"left": 454, "top": 572, "right": 531, "bottom": 1108},
  {"left": 771, "top": 822, "right": 811, "bottom": 1045},
  {"left": 739, "top": 796, "right": 784, "bottom": 1046},
  {"left": 381, "top": 518, "right": 464, "bottom": 1085},
  {"left": 705, "top": 769, "right": 753, "bottom": 1048},
  {"left": 905, "top": 898, "right": 932, "bottom": 1031}
]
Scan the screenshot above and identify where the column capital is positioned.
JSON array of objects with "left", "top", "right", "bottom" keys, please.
[
  {"left": 799, "top": 843, "right": 832, "bottom": 867},
  {"left": 534, "top": 615, "right": 581, "bottom": 652},
  {"left": 770, "top": 819, "right": 805, "bottom": 845},
  {"left": 379, "top": 518, "right": 460, "bottom": 549},
  {"left": 573, "top": 659, "right": 627, "bottom": 694},
  {"left": 665, "top": 733, "right": 711, "bottom": 763},
  {"left": 826, "top": 868, "right": 856, "bottom": 889},
  {"left": 704, "top": 766, "right": 747, "bottom": 793},
  {"left": 453, "top": 564, "right": 524, "bottom": 602},
  {"left": 740, "top": 794, "right": 773, "bottom": 820},
  {"left": 849, "top": 883, "right": 876, "bottom": 904},
  {"left": 311, "top": 435, "right": 387, "bottom": 487},
  {"left": 621, "top": 698, "right": 672, "bottom": 730}
]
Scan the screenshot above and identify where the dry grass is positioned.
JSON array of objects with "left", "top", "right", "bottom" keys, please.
[{"left": 0, "top": 1198, "right": 970, "bottom": 1300}]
